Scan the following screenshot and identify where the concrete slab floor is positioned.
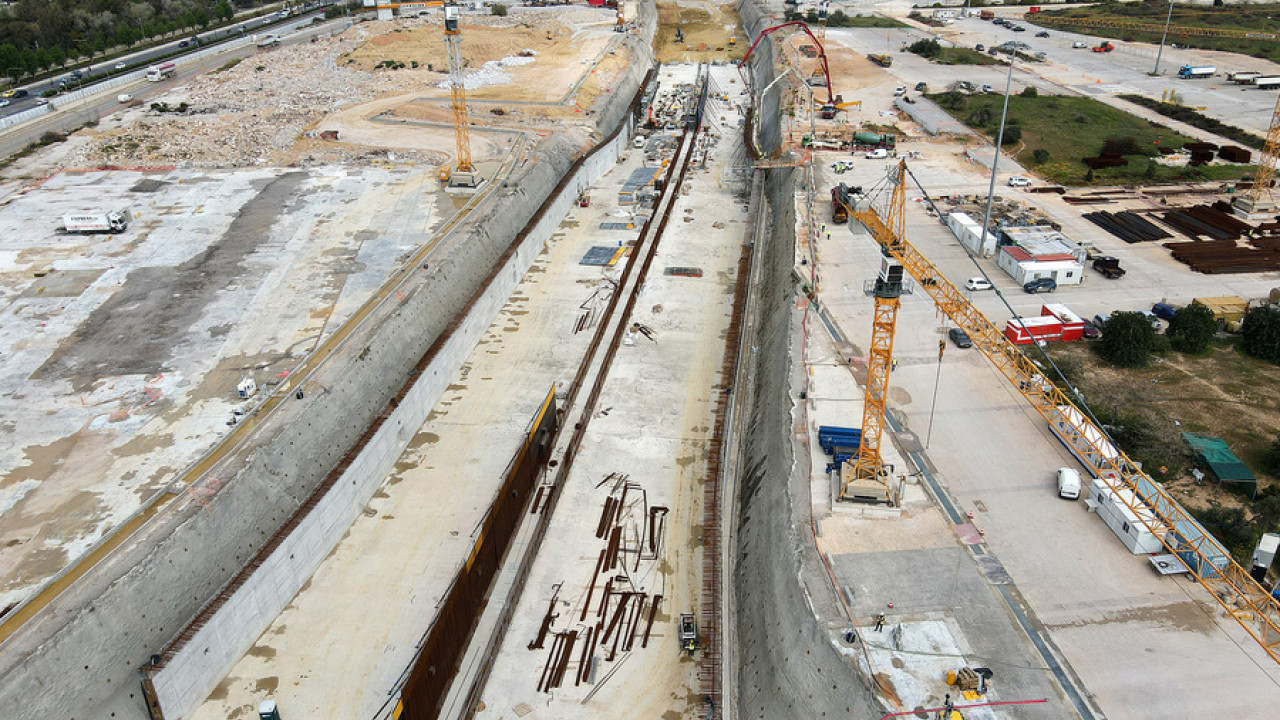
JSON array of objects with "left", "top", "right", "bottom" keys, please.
[
  {"left": 473, "top": 63, "right": 748, "bottom": 720},
  {"left": 185, "top": 111, "right": 681, "bottom": 719},
  {"left": 0, "top": 166, "right": 443, "bottom": 612},
  {"left": 804, "top": 142, "right": 1280, "bottom": 717}
]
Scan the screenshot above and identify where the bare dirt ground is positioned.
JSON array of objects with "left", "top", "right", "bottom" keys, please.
[
  {"left": 1046, "top": 340, "right": 1280, "bottom": 514},
  {"left": 653, "top": 1, "right": 744, "bottom": 64},
  {"left": 55, "top": 11, "right": 621, "bottom": 170}
]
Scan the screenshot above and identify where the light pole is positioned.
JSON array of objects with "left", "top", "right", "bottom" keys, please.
[
  {"left": 977, "top": 49, "right": 1018, "bottom": 266},
  {"left": 1153, "top": 0, "right": 1175, "bottom": 76}
]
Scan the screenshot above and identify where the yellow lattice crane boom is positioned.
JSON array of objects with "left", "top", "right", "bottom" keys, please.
[
  {"left": 1028, "top": 14, "right": 1277, "bottom": 41},
  {"left": 1247, "top": 93, "right": 1280, "bottom": 208},
  {"left": 834, "top": 160, "right": 1280, "bottom": 662},
  {"left": 441, "top": 3, "right": 480, "bottom": 187}
]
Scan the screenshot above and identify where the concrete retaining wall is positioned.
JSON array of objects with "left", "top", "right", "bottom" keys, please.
[
  {"left": 0, "top": 25, "right": 653, "bottom": 720},
  {"left": 150, "top": 114, "right": 637, "bottom": 719},
  {"left": 730, "top": 2, "right": 881, "bottom": 718}
]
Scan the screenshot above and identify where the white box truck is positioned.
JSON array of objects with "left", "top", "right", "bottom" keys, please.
[{"left": 61, "top": 208, "right": 131, "bottom": 233}]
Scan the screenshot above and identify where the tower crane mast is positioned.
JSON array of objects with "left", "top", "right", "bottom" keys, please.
[{"left": 442, "top": 3, "right": 481, "bottom": 187}]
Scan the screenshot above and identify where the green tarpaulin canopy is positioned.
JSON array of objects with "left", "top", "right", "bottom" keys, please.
[{"left": 1182, "top": 432, "right": 1257, "bottom": 497}]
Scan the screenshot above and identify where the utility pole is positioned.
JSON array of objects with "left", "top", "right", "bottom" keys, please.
[{"left": 1153, "top": 0, "right": 1175, "bottom": 76}]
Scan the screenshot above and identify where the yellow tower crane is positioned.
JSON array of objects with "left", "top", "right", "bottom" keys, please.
[
  {"left": 1235, "top": 93, "right": 1280, "bottom": 216},
  {"left": 840, "top": 163, "right": 909, "bottom": 505},
  {"left": 441, "top": 3, "right": 482, "bottom": 188},
  {"left": 835, "top": 160, "right": 1280, "bottom": 663}
]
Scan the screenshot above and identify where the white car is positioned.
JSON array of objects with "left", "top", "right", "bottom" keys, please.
[
  {"left": 865, "top": 148, "right": 889, "bottom": 159},
  {"left": 114, "top": 61, "right": 127, "bottom": 70},
  {"left": 965, "top": 277, "right": 993, "bottom": 291},
  {"left": 981, "top": 84, "right": 995, "bottom": 94},
  {"left": 1057, "top": 467, "right": 1081, "bottom": 499},
  {"left": 894, "top": 86, "right": 907, "bottom": 96},
  {"left": 0, "top": 99, "right": 9, "bottom": 108},
  {"left": 1072, "top": 41, "right": 1088, "bottom": 49},
  {"left": 1008, "top": 176, "right": 1033, "bottom": 187}
]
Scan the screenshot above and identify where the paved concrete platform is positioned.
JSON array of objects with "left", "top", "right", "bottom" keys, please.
[
  {"left": 473, "top": 63, "right": 748, "bottom": 720},
  {"left": 0, "top": 166, "right": 440, "bottom": 612},
  {"left": 802, "top": 126, "right": 1280, "bottom": 718}
]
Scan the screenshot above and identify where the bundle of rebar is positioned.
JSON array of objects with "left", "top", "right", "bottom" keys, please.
[{"left": 1082, "top": 210, "right": 1171, "bottom": 243}]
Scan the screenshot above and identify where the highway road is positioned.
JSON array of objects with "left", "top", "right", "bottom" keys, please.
[
  {"left": 0, "top": 2, "right": 339, "bottom": 120},
  {"left": 0, "top": 9, "right": 351, "bottom": 162}
]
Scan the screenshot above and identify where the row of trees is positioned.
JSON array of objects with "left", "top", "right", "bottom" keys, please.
[
  {"left": 0, "top": 0, "right": 254, "bottom": 78},
  {"left": 1098, "top": 304, "right": 1280, "bottom": 368}
]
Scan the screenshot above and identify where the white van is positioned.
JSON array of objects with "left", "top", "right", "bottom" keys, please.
[
  {"left": 865, "top": 148, "right": 888, "bottom": 159},
  {"left": 1057, "top": 467, "right": 1081, "bottom": 500}
]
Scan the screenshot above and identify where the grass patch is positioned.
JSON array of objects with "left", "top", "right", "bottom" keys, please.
[
  {"left": 928, "top": 91, "right": 1251, "bottom": 185},
  {"left": 1037, "top": 1, "right": 1280, "bottom": 64},
  {"left": 785, "top": 11, "right": 905, "bottom": 28},
  {"left": 214, "top": 58, "right": 243, "bottom": 74},
  {"left": 1043, "top": 341, "right": 1280, "bottom": 564},
  {"left": 1119, "top": 94, "right": 1265, "bottom": 150},
  {"left": 935, "top": 47, "right": 1001, "bottom": 66}
]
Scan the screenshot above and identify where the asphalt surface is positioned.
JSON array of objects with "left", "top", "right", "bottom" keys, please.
[{"left": 0, "top": 4, "right": 338, "bottom": 119}]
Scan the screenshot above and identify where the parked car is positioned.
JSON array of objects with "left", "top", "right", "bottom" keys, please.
[
  {"left": 1082, "top": 320, "right": 1101, "bottom": 339},
  {"left": 915, "top": 81, "right": 928, "bottom": 92},
  {"left": 1036, "top": 31, "right": 1050, "bottom": 38},
  {"left": 1057, "top": 467, "right": 1081, "bottom": 499},
  {"left": 948, "top": 328, "right": 973, "bottom": 348},
  {"left": 894, "top": 86, "right": 907, "bottom": 96},
  {"left": 1011, "top": 25, "right": 1026, "bottom": 32},
  {"left": 1093, "top": 313, "right": 1111, "bottom": 329},
  {"left": 965, "top": 277, "right": 993, "bottom": 291},
  {"left": 1072, "top": 41, "right": 1088, "bottom": 49},
  {"left": 981, "top": 84, "right": 995, "bottom": 94},
  {"left": 975, "top": 43, "right": 985, "bottom": 52},
  {"left": 1008, "top": 175, "right": 1033, "bottom": 187},
  {"left": 1152, "top": 302, "right": 1177, "bottom": 320},
  {"left": 866, "top": 148, "right": 889, "bottom": 159},
  {"left": 1140, "top": 310, "right": 1163, "bottom": 330},
  {"left": 1023, "top": 277, "right": 1057, "bottom": 293}
]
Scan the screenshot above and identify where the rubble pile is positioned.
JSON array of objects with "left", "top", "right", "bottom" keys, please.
[{"left": 64, "top": 35, "right": 419, "bottom": 168}]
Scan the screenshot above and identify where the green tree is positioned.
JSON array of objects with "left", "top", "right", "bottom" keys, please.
[
  {"left": 216, "top": 1, "right": 235, "bottom": 22},
  {"left": 1242, "top": 306, "right": 1280, "bottom": 363},
  {"left": 1020, "top": 85, "right": 1038, "bottom": 98},
  {"left": 1032, "top": 148, "right": 1051, "bottom": 164},
  {"left": 491, "top": 3, "right": 508, "bottom": 15},
  {"left": 1001, "top": 125, "right": 1022, "bottom": 146},
  {"left": 1098, "top": 310, "right": 1156, "bottom": 367},
  {"left": 909, "top": 39, "right": 941, "bottom": 58},
  {"left": 1166, "top": 303, "right": 1216, "bottom": 354},
  {"left": 1263, "top": 435, "right": 1280, "bottom": 475}
]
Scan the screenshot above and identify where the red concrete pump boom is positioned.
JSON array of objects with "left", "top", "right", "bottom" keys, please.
[{"left": 737, "top": 21, "right": 836, "bottom": 105}]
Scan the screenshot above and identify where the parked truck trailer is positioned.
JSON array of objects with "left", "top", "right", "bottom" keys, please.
[
  {"left": 61, "top": 208, "right": 131, "bottom": 233},
  {"left": 1177, "top": 65, "right": 1216, "bottom": 79}
]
